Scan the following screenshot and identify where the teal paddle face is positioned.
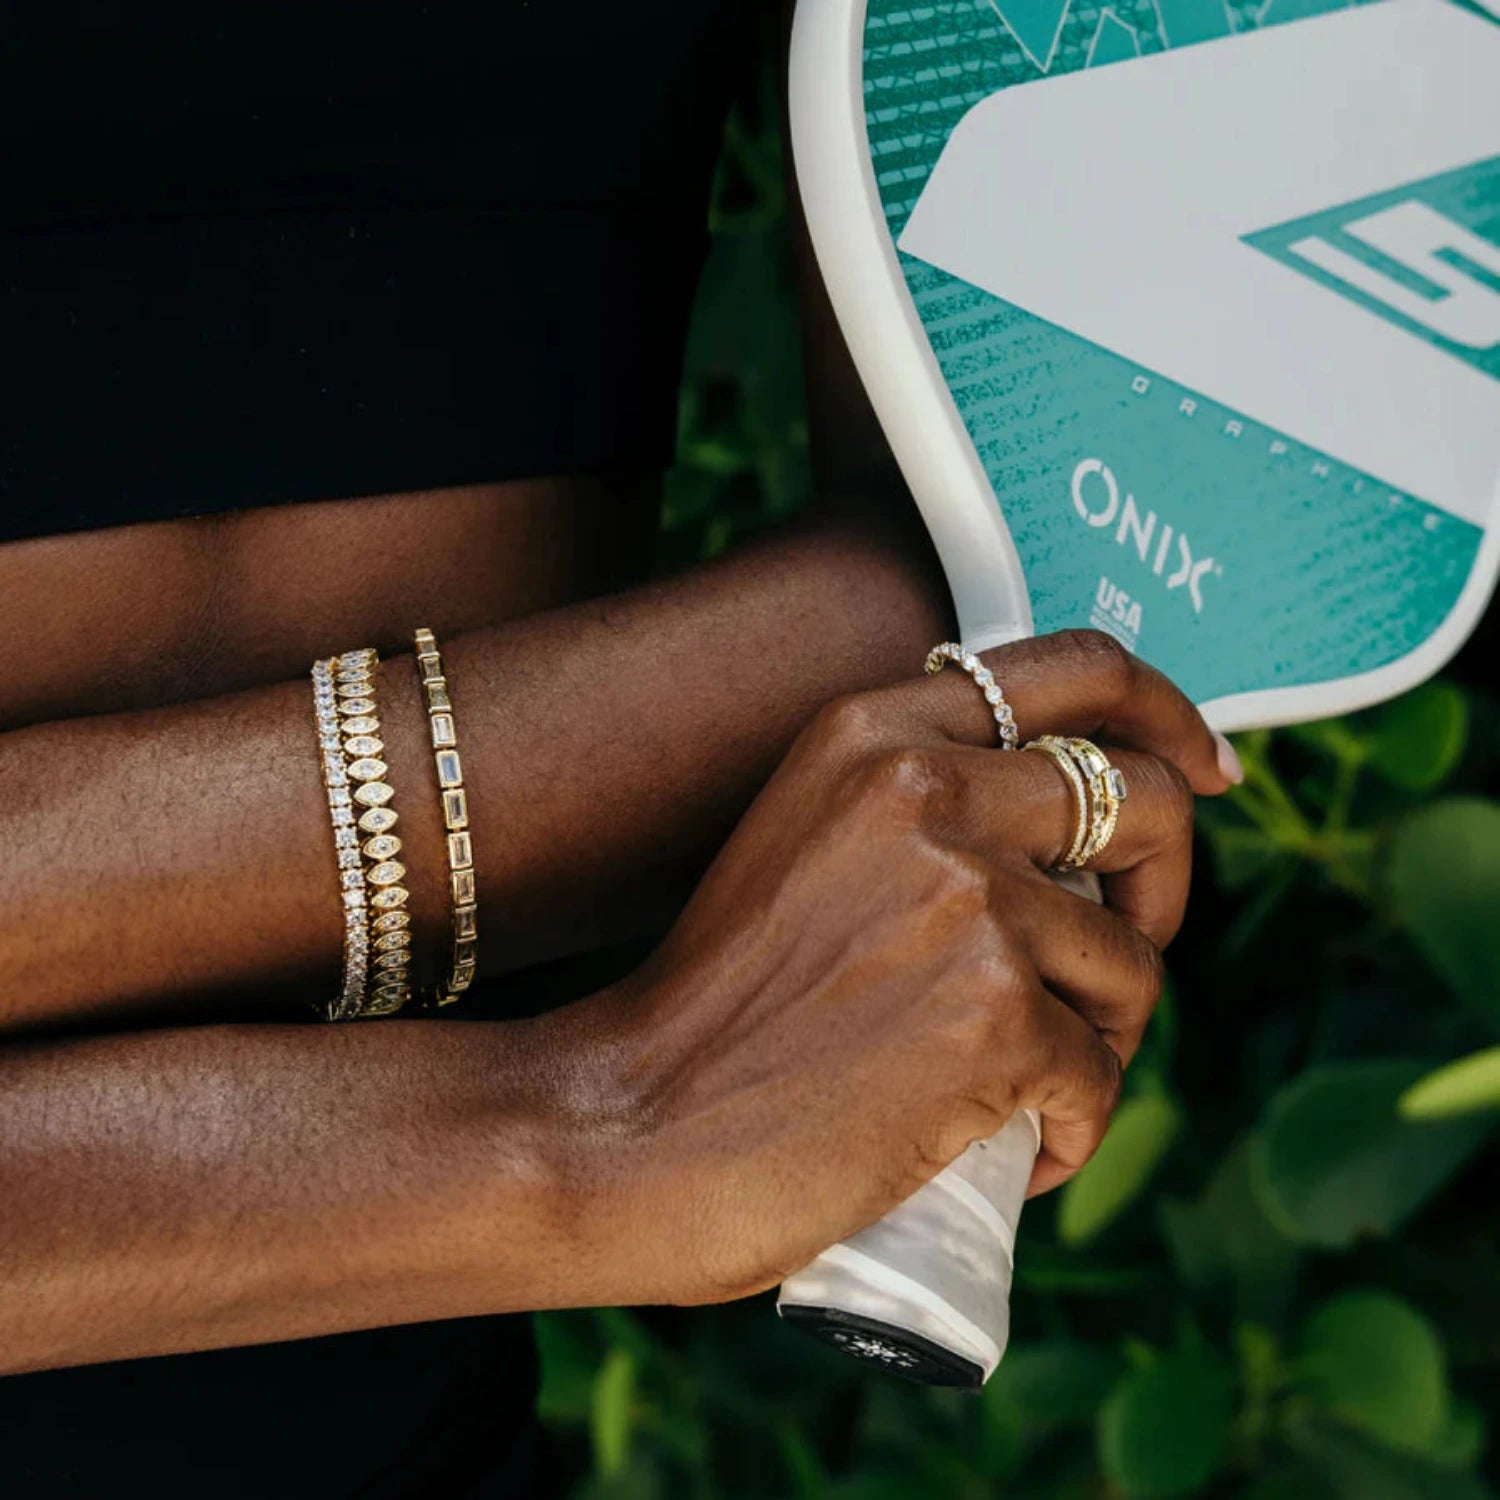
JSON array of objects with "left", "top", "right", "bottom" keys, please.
[{"left": 812, "top": 0, "right": 1500, "bottom": 725}]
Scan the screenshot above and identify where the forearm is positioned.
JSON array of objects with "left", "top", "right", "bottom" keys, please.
[
  {"left": 0, "top": 1009, "right": 625, "bottom": 1373},
  {"left": 4, "top": 506, "right": 950, "bottom": 1028}
]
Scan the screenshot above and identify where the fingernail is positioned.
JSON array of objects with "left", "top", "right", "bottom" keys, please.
[{"left": 1213, "top": 730, "right": 1244, "bottom": 786}]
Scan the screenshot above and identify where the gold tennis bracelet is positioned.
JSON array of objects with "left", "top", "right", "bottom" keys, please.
[
  {"left": 414, "top": 628, "right": 478, "bottom": 1006},
  {"left": 312, "top": 651, "right": 375, "bottom": 1019},
  {"left": 312, "top": 649, "right": 415, "bottom": 1019}
]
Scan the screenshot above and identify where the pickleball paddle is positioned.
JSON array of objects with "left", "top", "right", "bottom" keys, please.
[{"left": 777, "top": 0, "right": 1500, "bottom": 1387}]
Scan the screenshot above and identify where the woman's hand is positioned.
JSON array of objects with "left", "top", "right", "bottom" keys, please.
[{"left": 548, "top": 631, "right": 1237, "bottom": 1308}]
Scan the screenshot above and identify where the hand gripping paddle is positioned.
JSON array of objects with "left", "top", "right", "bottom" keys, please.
[{"left": 777, "top": 0, "right": 1500, "bottom": 1387}]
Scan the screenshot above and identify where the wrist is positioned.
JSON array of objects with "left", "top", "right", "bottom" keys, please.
[{"left": 469, "top": 983, "right": 666, "bottom": 1311}]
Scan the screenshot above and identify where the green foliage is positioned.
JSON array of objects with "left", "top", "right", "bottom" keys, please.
[
  {"left": 1386, "top": 799, "right": 1500, "bottom": 1031},
  {"left": 1159, "top": 1140, "right": 1301, "bottom": 1327},
  {"left": 591, "top": 1348, "right": 638, "bottom": 1478},
  {"left": 1251, "top": 1061, "right": 1493, "bottom": 1248},
  {"left": 1097, "top": 1344, "right": 1236, "bottom": 1498},
  {"left": 1367, "top": 682, "right": 1470, "bottom": 791},
  {"left": 1059, "top": 1093, "right": 1182, "bottom": 1247},
  {"left": 1296, "top": 1291, "right": 1449, "bottom": 1452},
  {"left": 535, "top": 43, "right": 1500, "bottom": 1500},
  {"left": 1400, "top": 1047, "right": 1500, "bottom": 1119}
]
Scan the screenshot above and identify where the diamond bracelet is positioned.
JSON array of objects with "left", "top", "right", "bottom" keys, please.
[
  {"left": 311, "top": 650, "right": 414, "bottom": 1019},
  {"left": 413, "top": 628, "right": 478, "bottom": 1006}
]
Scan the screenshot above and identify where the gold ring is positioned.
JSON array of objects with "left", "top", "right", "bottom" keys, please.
[
  {"left": 1022, "top": 735, "right": 1128, "bottom": 869},
  {"left": 924, "top": 642, "right": 1019, "bottom": 748},
  {"left": 1022, "top": 736, "right": 1091, "bottom": 868},
  {"left": 1062, "top": 737, "right": 1128, "bottom": 866}
]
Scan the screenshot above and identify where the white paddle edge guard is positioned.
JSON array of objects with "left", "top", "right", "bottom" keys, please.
[{"left": 786, "top": 0, "right": 1500, "bottom": 733}]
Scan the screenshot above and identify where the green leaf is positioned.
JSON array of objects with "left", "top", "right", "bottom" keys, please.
[
  {"left": 1236, "top": 1466, "right": 1333, "bottom": 1500},
  {"left": 1282, "top": 1416, "right": 1497, "bottom": 1500},
  {"left": 1385, "top": 798, "right": 1500, "bottom": 1031},
  {"left": 1298, "top": 1291, "right": 1449, "bottom": 1451},
  {"left": 1097, "top": 1347, "right": 1235, "bottom": 1499},
  {"left": 1203, "top": 821, "right": 1289, "bottom": 891},
  {"left": 534, "top": 1311, "right": 599, "bottom": 1426},
  {"left": 1399, "top": 1047, "right": 1500, "bottom": 1119},
  {"left": 1425, "top": 1401, "right": 1488, "bottom": 1470},
  {"left": 1013, "top": 1242, "right": 1161, "bottom": 1296},
  {"left": 985, "top": 1340, "right": 1122, "bottom": 1431},
  {"left": 1058, "top": 1095, "right": 1182, "bottom": 1246},
  {"left": 1251, "top": 1061, "right": 1493, "bottom": 1248},
  {"left": 1368, "top": 682, "right": 1469, "bottom": 790},
  {"left": 1159, "top": 1139, "right": 1301, "bottom": 1327},
  {"left": 590, "top": 1347, "right": 637, "bottom": 1479}
]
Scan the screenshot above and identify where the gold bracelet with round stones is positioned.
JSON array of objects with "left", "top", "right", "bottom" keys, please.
[
  {"left": 413, "top": 628, "right": 477, "bottom": 1007},
  {"left": 312, "top": 651, "right": 376, "bottom": 1019},
  {"left": 1022, "top": 735, "right": 1092, "bottom": 870}
]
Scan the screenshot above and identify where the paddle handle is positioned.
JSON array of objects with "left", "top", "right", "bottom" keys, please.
[{"left": 777, "top": 870, "right": 1099, "bottom": 1386}]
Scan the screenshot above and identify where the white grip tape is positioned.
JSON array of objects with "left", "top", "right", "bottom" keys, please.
[{"left": 778, "top": 1106, "right": 1041, "bottom": 1382}]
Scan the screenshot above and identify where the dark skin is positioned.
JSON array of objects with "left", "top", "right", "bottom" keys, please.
[
  {"left": 1, "top": 501, "right": 956, "bottom": 1031},
  {"left": 0, "top": 36, "right": 1240, "bottom": 1371},
  {"left": 0, "top": 620, "right": 1232, "bottom": 1372}
]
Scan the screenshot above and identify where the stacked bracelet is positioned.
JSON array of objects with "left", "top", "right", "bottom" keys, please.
[
  {"left": 337, "top": 651, "right": 415, "bottom": 1018},
  {"left": 311, "top": 649, "right": 414, "bottom": 1020},
  {"left": 413, "top": 628, "right": 478, "bottom": 1006},
  {"left": 313, "top": 653, "right": 372, "bottom": 1018}
]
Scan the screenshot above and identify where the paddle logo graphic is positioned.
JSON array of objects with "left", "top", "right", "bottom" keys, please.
[
  {"left": 863, "top": 0, "right": 1500, "bottom": 702},
  {"left": 1071, "top": 459, "right": 1218, "bottom": 616},
  {"left": 1246, "top": 194, "right": 1500, "bottom": 371}
]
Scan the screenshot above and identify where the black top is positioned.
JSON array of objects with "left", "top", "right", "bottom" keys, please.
[
  {"left": 0, "top": 1, "right": 750, "bottom": 542},
  {"left": 0, "top": 5, "right": 749, "bottom": 1496}
]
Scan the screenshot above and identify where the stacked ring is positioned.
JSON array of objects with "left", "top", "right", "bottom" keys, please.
[
  {"left": 1023, "top": 734, "right": 1128, "bottom": 870},
  {"left": 924, "top": 642, "right": 1019, "bottom": 747},
  {"left": 1062, "top": 736, "right": 1129, "bottom": 866}
]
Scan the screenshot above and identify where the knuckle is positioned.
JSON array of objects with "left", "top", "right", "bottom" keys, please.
[
  {"left": 878, "top": 745, "right": 945, "bottom": 804},
  {"left": 838, "top": 744, "right": 952, "bottom": 835},
  {"left": 924, "top": 845, "right": 999, "bottom": 928},
  {"left": 1095, "top": 1044, "right": 1125, "bottom": 1113},
  {"left": 1143, "top": 755, "right": 1195, "bottom": 838},
  {"left": 969, "top": 930, "right": 1032, "bottom": 1007},
  {"left": 1040, "top": 1028, "right": 1123, "bottom": 1119},
  {"left": 1059, "top": 628, "right": 1136, "bottom": 700},
  {"left": 1123, "top": 931, "right": 1168, "bottom": 1013},
  {"left": 810, "top": 691, "right": 883, "bottom": 757}
]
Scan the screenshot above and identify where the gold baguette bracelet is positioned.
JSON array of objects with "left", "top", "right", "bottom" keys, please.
[
  {"left": 312, "top": 651, "right": 376, "bottom": 1019},
  {"left": 333, "top": 651, "right": 416, "bottom": 1018},
  {"left": 413, "top": 628, "right": 477, "bottom": 1006}
]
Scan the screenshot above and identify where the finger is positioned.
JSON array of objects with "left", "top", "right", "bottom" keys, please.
[
  {"left": 905, "top": 631, "right": 1238, "bottom": 795},
  {"left": 943, "top": 744, "right": 1197, "bottom": 948},
  {"left": 1008, "top": 878, "right": 1166, "bottom": 1066},
  {"left": 1009, "top": 987, "right": 1123, "bottom": 1198}
]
